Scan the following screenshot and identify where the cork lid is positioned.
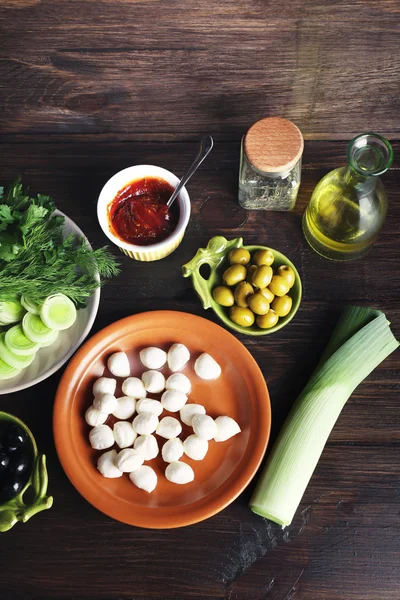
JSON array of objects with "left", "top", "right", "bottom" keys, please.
[{"left": 244, "top": 117, "right": 304, "bottom": 173}]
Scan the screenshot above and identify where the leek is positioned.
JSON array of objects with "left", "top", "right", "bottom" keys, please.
[
  {"left": 0, "top": 299, "right": 25, "bottom": 325},
  {"left": 249, "top": 306, "right": 399, "bottom": 527}
]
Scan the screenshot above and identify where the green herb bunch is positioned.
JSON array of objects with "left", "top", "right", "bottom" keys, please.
[{"left": 0, "top": 178, "right": 120, "bottom": 306}]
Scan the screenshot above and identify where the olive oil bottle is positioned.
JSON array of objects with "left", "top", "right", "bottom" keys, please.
[{"left": 303, "top": 133, "right": 393, "bottom": 261}]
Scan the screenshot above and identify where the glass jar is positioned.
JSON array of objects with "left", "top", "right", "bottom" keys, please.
[
  {"left": 238, "top": 117, "right": 304, "bottom": 211},
  {"left": 302, "top": 133, "right": 393, "bottom": 261}
]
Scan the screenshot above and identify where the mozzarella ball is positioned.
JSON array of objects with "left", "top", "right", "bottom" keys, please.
[
  {"left": 214, "top": 416, "right": 241, "bottom": 442},
  {"left": 132, "top": 412, "right": 159, "bottom": 435},
  {"left": 194, "top": 353, "right": 221, "bottom": 380},
  {"left": 142, "top": 370, "right": 166, "bottom": 394},
  {"left": 161, "top": 390, "right": 188, "bottom": 412},
  {"left": 167, "top": 343, "right": 190, "bottom": 372},
  {"left": 113, "top": 421, "right": 137, "bottom": 448},
  {"left": 97, "top": 450, "right": 123, "bottom": 478},
  {"left": 85, "top": 405, "right": 108, "bottom": 427},
  {"left": 156, "top": 416, "right": 182, "bottom": 439},
  {"left": 107, "top": 351, "right": 130, "bottom": 378},
  {"left": 140, "top": 347, "right": 167, "bottom": 370},
  {"left": 93, "top": 393, "right": 118, "bottom": 415},
  {"left": 93, "top": 377, "right": 116, "bottom": 397},
  {"left": 165, "top": 461, "right": 194, "bottom": 485},
  {"left": 183, "top": 434, "right": 209, "bottom": 460},
  {"left": 122, "top": 377, "right": 147, "bottom": 399},
  {"left": 162, "top": 438, "right": 184, "bottom": 463},
  {"left": 129, "top": 465, "right": 158, "bottom": 493},
  {"left": 192, "top": 414, "right": 217, "bottom": 441},
  {"left": 136, "top": 398, "right": 163, "bottom": 417},
  {"left": 112, "top": 396, "right": 136, "bottom": 420},
  {"left": 179, "top": 403, "right": 206, "bottom": 426},
  {"left": 116, "top": 448, "right": 144, "bottom": 472},
  {"left": 134, "top": 434, "right": 159, "bottom": 460},
  {"left": 166, "top": 373, "right": 191, "bottom": 395},
  {"left": 89, "top": 425, "right": 115, "bottom": 450}
]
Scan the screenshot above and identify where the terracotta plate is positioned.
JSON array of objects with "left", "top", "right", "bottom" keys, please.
[{"left": 53, "top": 311, "right": 271, "bottom": 529}]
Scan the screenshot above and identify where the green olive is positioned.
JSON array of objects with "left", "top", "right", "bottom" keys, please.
[
  {"left": 272, "top": 294, "right": 292, "bottom": 317},
  {"left": 253, "top": 249, "right": 274, "bottom": 267},
  {"left": 248, "top": 292, "right": 270, "bottom": 315},
  {"left": 252, "top": 265, "right": 273, "bottom": 289},
  {"left": 268, "top": 275, "right": 290, "bottom": 297},
  {"left": 230, "top": 306, "right": 255, "bottom": 327},
  {"left": 234, "top": 281, "right": 254, "bottom": 308},
  {"left": 246, "top": 264, "right": 258, "bottom": 283},
  {"left": 277, "top": 265, "right": 296, "bottom": 288},
  {"left": 256, "top": 310, "right": 279, "bottom": 329},
  {"left": 213, "top": 286, "right": 235, "bottom": 307},
  {"left": 222, "top": 264, "right": 247, "bottom": 287},
  {"left": 260, "top": 287, "right": 275, "bottom": 303},
  {"left": 229, "top": 248, "right": 251, "bottom": 265}
]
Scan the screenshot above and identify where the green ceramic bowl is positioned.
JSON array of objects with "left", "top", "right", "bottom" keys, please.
[
  {"left": 182, "top": 236, "right": 302, "bottom": 336},
  {"left": 0, "top": 412, "right": 53, "bottom": 532}
]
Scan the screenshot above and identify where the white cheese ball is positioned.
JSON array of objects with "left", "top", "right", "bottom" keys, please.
[
  {"left": 112, "top": 396, "right": 136, "bottom": 420},
  {"left": 142, "top": 370, "right": 165, "bottom": 394},
  {"left": 183, "top": 434, "right": 208, "bottom": 460},
  {"left": 161, "top": 390, "right": 188, "bottom": 412},
  {"left": 113, "top": 421, "right": 137, "bottom": 448},
  {"left": 116, "top": 448, "right": 144, "bottom": 472},
  {"left": 107, "top": 351, "right": 130, "bottom": 378},
  {"left": 192, "top": 414, "right": 217, "bottom": 441},
  {"left": 93, "top": 393, "right": 118, "bottom": 415},
  {"left": 166, "top": 373, "right": 191, "bottom": 395},
  {"left": 139, "top": 347, "right": 167, "bottom": 370},
  {"left": 85, "top": 405, "right": 108, "bottom": 427},
  {"left": 132, "top": 412, "right": 159, "bottom": 435},
  {"left": 167, "top": 343, "right": 190, "bottom": 372},
  {"left": 122, "top": 377, "right": 147, "bottom": 399},
  {"left": 214, "top": 416, "right": 241, "bottom": 441},
  {"left": 92, "top": 377, "right": 116, "bottom": 397},
  {"left": 136, "top": 398, "right": 163, "bottom": 417},
  {"left": 179, "top": 403, "right": 206, "bottom": 426},
  {"left": 194, "top": 353, "right": 221, "bottom": 380},
  {"left": 97, "top": 449, "right": 123, "bottom": 478},
  {"left": 129, "top": 465, "right": 158, "bottom": 493},
  {"left": 165, "top": 461, "right": 194, "bottom": 485},
  {"left": 162, "top": 438, "right": 184, "bottom": 463},
  {"left": 134, "top": 434, "right": 159, "bottom": 460},
  {"left": 89, "top": 424, "right": 115, "bottom": 450},
  {"left": 156, "top": 416, "right": 182, "bottom": 439}
]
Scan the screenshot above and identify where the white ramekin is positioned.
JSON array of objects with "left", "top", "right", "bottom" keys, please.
[{"left": 97, "top": 165, "right": 191, "bottom": 262}]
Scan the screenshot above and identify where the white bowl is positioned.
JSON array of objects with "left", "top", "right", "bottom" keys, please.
[
  {"left": 97, "top": 165, "right": 191, "bottom": 262},
  {"left": 0, "top": 211, "right": 100, "bottom": 395}
]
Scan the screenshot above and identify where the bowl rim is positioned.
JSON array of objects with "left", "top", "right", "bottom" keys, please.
[
  {"left": 97, "top": 164, "right": 191, "bottom": 253},
  {"left": 0, "top": 211, "right": 101, "bottom": 395}
]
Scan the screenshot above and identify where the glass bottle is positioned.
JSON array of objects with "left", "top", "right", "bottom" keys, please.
[
  {"left": 238, "top": 117, "right": 304, "bottom": 211},
  {"left": 302, "top": 133, "right": 393, "bottom": 261}
]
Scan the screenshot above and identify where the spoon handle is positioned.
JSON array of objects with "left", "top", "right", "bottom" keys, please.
[{"left": 167, "top": 135, "right": 214, "bottom": 208}]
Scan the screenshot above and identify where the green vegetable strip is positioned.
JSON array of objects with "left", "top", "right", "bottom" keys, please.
[{"left": 249, "top": 307, "right": 399, "bottom": 527}]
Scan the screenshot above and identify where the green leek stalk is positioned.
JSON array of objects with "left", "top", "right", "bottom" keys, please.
[{"left": 249, "top": 306, "right": 399, "bottom": 527}]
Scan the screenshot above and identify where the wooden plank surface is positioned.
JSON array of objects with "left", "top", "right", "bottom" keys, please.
[
  {"left": 1, "top": 0, "right": 400, "bottom": 598},
  {"left": 1, "top": 0, "right": 400, "bottom": 139}
]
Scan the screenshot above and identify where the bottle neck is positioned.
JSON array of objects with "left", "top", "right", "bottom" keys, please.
[{"left": 344, "top": 165, "right": 377, "bottom": 193}]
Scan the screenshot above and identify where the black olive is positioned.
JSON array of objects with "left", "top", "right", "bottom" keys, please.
[
  {"left": 0, "top": 476, "right": 24, "bottom": 502},
  {"left": 8, "top": 449, "right": 31, "bottom": 476},
  {"left": 2, "top": 424, "right": 27, "bottom": 453},
  {"left": 0, "top": 452, "right": 9, "bottom": 472}
]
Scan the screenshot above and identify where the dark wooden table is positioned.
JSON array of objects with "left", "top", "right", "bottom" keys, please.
[{"left": 1, "top": 1, "right": 400, "bottom": 599}]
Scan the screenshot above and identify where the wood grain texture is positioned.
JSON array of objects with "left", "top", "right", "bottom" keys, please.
[
  {"left": 1, "top": 0, "right": 400, "bottom": 139},
  {"left": 1, "top": 0, "right": 400, "bottom": 598},
  {"left": 0, "top": 140, "right": 399, "bottom": 600}
]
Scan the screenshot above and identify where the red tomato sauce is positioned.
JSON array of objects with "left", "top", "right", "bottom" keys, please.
[{"left": 108, "top": 177, "right": 179, "bottom": 246}]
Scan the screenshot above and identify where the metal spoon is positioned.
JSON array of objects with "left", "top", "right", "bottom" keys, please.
[{"left": 167, "top": 135, "right": 214, "bottom": 208}]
